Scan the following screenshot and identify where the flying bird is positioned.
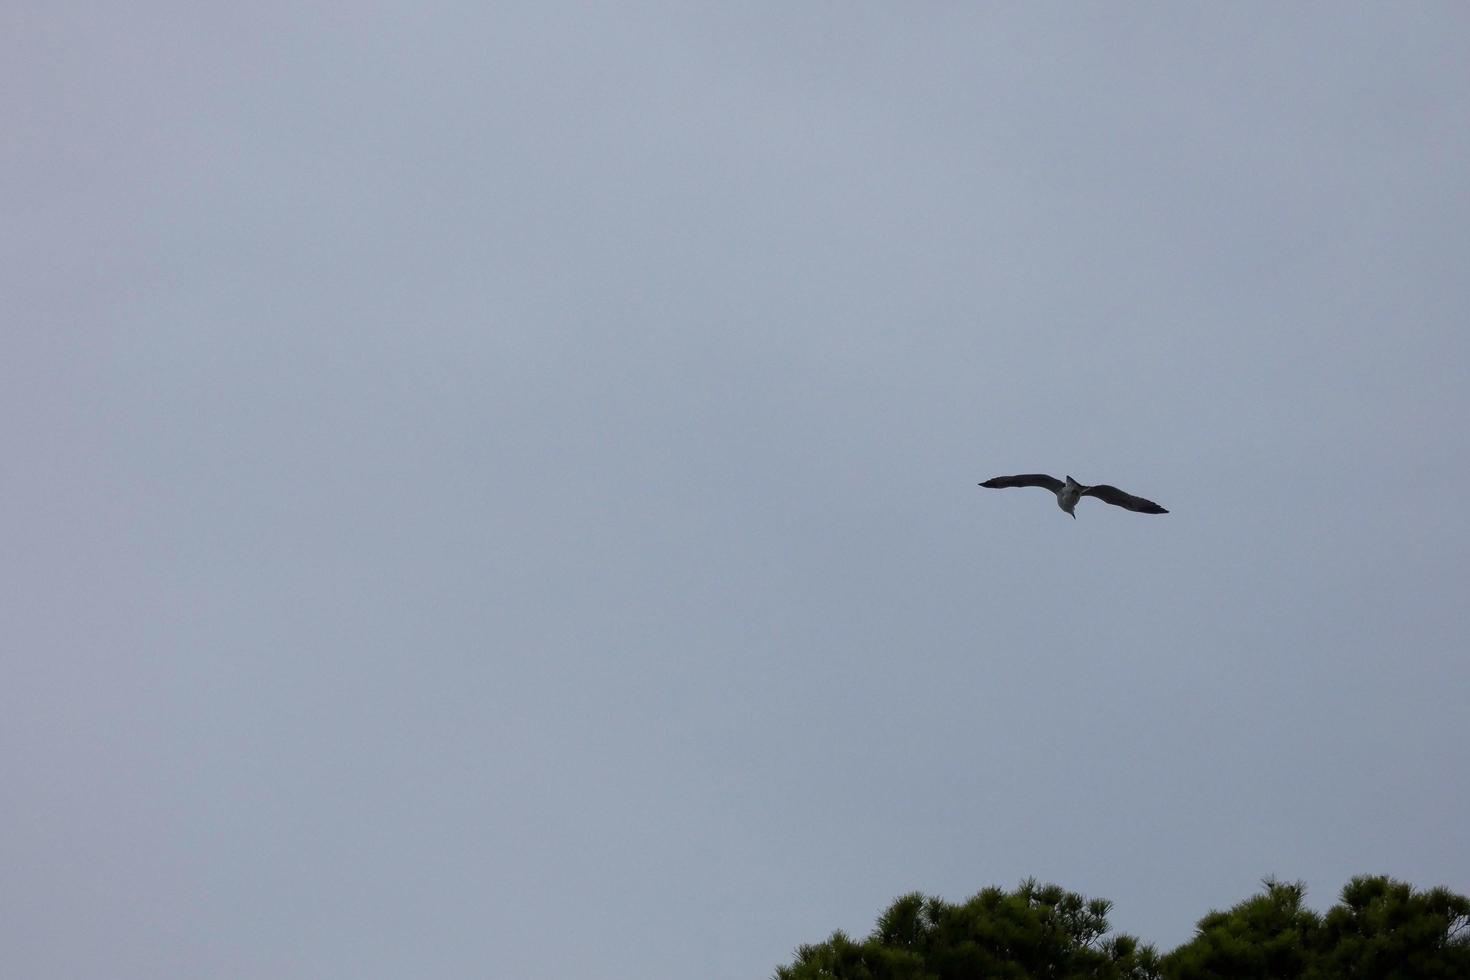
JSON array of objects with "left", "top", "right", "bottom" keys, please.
[{"left": 978, "top": 474, "right": 1168, "bottom": 518}]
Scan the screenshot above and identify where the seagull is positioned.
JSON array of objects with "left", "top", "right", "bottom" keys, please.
[{"left": 978, "top": 474, "right": 1168, "bottom": 518}]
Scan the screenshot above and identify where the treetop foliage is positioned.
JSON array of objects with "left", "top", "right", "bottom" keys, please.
[
  {"left": 776, "top": 878, "right": 1158, "bottom": 980},
  {"left": 776, "top": 876, "right": 1470, "bottom": 980}
]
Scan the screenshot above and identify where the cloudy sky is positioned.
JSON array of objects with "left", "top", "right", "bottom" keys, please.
[{"left": 5, "top": 3, "right": 1468, "bottom": 978}]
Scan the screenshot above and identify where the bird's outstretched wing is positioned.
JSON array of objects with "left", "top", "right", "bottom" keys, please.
[
  {"left": 979, "top": 474, "right": 1064, "bottom": 493},
  {"left": 1081, "top": 484, "right": 1168, "bottom": 514}
]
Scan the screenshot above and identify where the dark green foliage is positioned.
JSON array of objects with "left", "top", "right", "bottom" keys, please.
[
  {"left": 1311, "top": 876, "right": 1470, "bottom": 980},
  {"left": 1162, "top": 875, "right": 1470, "bottom": 980},
  {"left": 776, "top": 876, "right": 1470, "bottom": 980},
  {"left": 774, "top": 880, "right": 1160, "bottom": 980},
  {"left": 1161, "top": 878, "right": 1320, "bottom": 980}
]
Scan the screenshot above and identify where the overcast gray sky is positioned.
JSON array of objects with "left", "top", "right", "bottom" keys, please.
[{"left": 4, "top": 4, "right": 1469, "bottom": 978}]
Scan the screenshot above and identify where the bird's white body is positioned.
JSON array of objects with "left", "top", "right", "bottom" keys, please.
[{"left": 1057, "top": 475, "right": 1083, "bottom": 517}]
